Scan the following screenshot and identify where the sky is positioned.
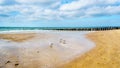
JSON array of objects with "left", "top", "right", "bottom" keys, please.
[{"left": 0, "top": 0, "right": 120, "bottom": 27}]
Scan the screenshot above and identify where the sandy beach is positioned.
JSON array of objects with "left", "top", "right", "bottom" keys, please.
[
  {"left": 0, "top": 30, "right": 120, "bottom": 68},
  {"left": 60, "top": 30, "right": 120, "bottom": 68}
]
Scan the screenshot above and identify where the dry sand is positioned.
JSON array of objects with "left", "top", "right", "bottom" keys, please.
[{"left": 60, "top": 30, "right": 120, "bottom": 68}]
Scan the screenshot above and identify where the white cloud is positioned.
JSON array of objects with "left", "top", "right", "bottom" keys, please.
[
  {"left": 60, "top": 0, "right": 95, "bottom": 11},
  {"left": 105, "top": 6, "right": 120, "bottom": 14},
  {"left": 85, "top": 7, "right": 103, "bottom": 17},
  {"left": 59, "top": 0, "right": 120, "bottom": 11},
  {"left": 106, "top": 0, "right": 120, "bottom": 4},
  {"left": 84, "top": 6, "right": 120, "bottom": 17},
  {"left": 0, "top": 0, "right": 120, "bottom": 21},
  {"left": 15, "top": 0, "right": 60, "bottom": 9},
  {"left": 15, "top": 0, "right": 59, "bottom": 4},
  {"left": 0, "top": 0, "right": 4, "bottom": 4}
]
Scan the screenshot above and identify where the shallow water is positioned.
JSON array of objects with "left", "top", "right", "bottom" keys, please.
[{"left": 0, "top": 30, "right": 95, "bottom": 68}]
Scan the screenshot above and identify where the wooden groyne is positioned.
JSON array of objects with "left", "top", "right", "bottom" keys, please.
[{"left": 46, "top": 27, "right": 120, "bottom": 31}]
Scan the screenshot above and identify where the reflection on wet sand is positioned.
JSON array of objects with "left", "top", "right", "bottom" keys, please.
[{"left": 0, "top": 31, "right": 95, "bottom": 68}]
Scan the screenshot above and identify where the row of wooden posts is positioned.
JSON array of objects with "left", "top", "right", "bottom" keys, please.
[{"left": 50, "top": 27, "right": 120, "bottom": 31}]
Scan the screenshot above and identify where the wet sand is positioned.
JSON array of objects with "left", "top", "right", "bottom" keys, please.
[
  {"left": 60, "top": 30, "right": 120, "bottom": 68},
  {"left": 0, "top": 33, "right": 36, "bottom": 42},
  {"left": 0, "top": 31, "right": 95, "bottom": 68}
]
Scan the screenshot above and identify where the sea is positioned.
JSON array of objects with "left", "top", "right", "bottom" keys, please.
[{"left": 0, "top": 27, "right": 88, "bottom": 31}]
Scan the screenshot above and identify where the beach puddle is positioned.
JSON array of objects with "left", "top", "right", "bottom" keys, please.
[{"left": 0, "top": 31, "right": 95, "bottom": 68}]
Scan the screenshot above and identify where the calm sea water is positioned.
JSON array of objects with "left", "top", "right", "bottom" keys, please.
[
  {"left": 0, "top": 27, "right": 89, "bottom": 31},
  {"left": 0, "top": 27, "right": 50, "bottom": 31}
]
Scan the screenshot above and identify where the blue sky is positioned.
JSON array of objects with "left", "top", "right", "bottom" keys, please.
[{"left": 0, "top": 0, "right": 120, "bottom": 27}]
